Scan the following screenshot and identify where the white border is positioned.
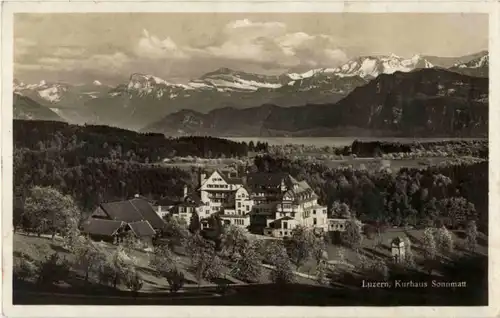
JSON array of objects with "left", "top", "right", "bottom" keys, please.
[{"left": 2, "top": 2, "right": 499, "bottom": 318}]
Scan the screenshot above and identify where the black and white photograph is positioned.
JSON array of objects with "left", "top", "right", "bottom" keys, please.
[{"left": 3, "top": 6, "right": 495, "bottom": 312}]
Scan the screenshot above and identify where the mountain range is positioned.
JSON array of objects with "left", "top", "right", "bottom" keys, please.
[
  {"left": 13, "top": 50, "right": 488, "bottom": 136},
  {"left": 143, "top": 68, "right": 488, "bottom": 138}
]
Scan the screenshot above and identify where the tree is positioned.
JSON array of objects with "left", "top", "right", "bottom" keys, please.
[
  {"left": 341, "top": 218, "right": 363, "bottom": 250},
  {"left": 264, "top": 240, "right": 289, "bottom": 266},
  {"left": 165, "top": 267, "right": 185, "bottom": 293},
  {"left": 190, "top": 243, "right": 223, "bottom": 288},
  {"left": 465, "top": 220, "right": 478, "bottom": 252},
  {"left": 37, "top": 253, "right": 71, "bottom": 286},
  {"left": 23, "top": 186, "right": 80, "bottom": 239},
  {"left": 315, "top": 260, "right": 330, "bottom": 286},
  {"left": 124, "top": 267, "right": 143, "bottom": 295},
  {"left": 208, "top": 213, "right": 224, "bottom": 250},
  {"left": 221, "top": 225, "right": 249, "bottom": 259},
  {"left": 98, "top": 246, "right": 135, "bottom": 289},
  {"left": 286, "top": 225, "right": 321, "bottom": 269},
  {"left": 122, "top": 231, "right": 137, "bottom": 253},
  {"left": 422, "top": 227, "right": 437, "bottom": 274},
  {"left": 13, "top": 254, "right": 38, "bottom": 282},
  {"left": 269, "top": 246, "right": 295, "bottom": 285},
  {"left": 149, "top": 243, "right": 177, "bottom": 276},
  {"left": 402, "top": 236, "right": 416, "bottom": 269},
  {"left": 163, "top": 215, "right": 190, "bottom": 248},
  {"left": 435, "top": 226, "right": 454, "bottom": 254},
  {"left": 73, "top": 235, "right": 106, "bottom": 282},
  {"left": 188, "top": 211, "right": 201, "bottom": 234},
  {"left": 230, "top": 240, "right": 262, "bottom": 282},
  {"left": 313, "top": 237, "right": 328, "bottom": 266},
  {"left": 186, "top": 233, "right": 222, "bottom": 287}
]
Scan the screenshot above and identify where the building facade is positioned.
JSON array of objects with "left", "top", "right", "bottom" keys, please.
[{"left": 173, "top": 169, "right": 328, "bottom": 238}]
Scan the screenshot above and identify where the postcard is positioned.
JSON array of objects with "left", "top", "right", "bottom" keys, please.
[{"left": 2, "top": 1, "right": 499, "bottom": 317}]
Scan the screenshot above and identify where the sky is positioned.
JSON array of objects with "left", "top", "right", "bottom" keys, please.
[{"left": 14, "top": 13, "right": 488, "bottom": 85}]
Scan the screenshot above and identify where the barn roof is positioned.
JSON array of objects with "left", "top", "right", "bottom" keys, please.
[
  {"left": 129, "top": 198, "right": 165, "bottom": 230},
  {"left": 100, "top": 201, "right": 143, "bottom": 223},
  {"left": 81, "top": 218, "right": 125, "bottom": 236},
  {"left": 128, "top": 221, "right": 156, "bottom": 237},
  {"left": 98, "top": 198, "right": 165, "bottom": 230}
]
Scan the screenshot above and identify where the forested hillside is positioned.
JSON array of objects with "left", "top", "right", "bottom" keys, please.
[
  {"left": 253, "top": 155, "right": 487, "bottom": 232},
  {"left": 13, "top": 120, "right": 252, "bottom": 212}
]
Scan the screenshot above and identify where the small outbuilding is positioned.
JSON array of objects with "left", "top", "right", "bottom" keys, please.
[{"left": 391, "top": 237, "right": 406, "bottom": 263}]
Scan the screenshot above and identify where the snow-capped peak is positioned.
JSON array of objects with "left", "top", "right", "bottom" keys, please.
[
  {"left": 93, "top": 80, "right": 102, "bottom": 86},
  {"left": 324, "top": 54, "right": 434, "bottom": 79},
  {"left": 197, "top": 68, "right": 283, "bottom": 91},
  {"left": 39, "top": 80, "right": 47, "bottom": 86},
  {"left": 454, "top": 54, "right": 489, "bottom": 69}
]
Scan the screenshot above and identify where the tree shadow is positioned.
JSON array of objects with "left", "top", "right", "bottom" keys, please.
[{"left": 362, "top": 247, "right": 390, "bottom": 261}]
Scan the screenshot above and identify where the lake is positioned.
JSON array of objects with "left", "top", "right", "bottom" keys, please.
[{"left": 225, "top": 137, "right": 486, "bottom": 147}]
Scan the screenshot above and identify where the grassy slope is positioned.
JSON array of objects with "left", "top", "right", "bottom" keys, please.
[
  {"left": 13, "top": 233, "right": 316, "bottom": 293},
  {"left": 13, "top": 229, "right": 488, "bottom": 305},
  {"left": 296, "top": 228, "right": 487, "bottom": 276}
]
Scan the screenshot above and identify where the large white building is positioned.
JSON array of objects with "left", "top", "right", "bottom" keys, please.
[{"left": 173, "top": 169, "right": 328, "bottom": 238}]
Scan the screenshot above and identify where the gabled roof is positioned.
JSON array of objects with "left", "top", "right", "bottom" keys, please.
[
  {"left": 217, "top": 169, "right": 244, "bottom": 185},
  {"left": 98, "top": 198, "right": 165, "bottom": 230},
  {"left": 100, "top": 201, "right": 144, "bottom": 223},
  {"left": 129, "top": 198, "right": 165, "bottom": 230},
  {"left": 81, "top": 218, "right": 125, "bottom": 236},
  {"left": 128, "top": 221, "right": 156, "bottom": 237}
]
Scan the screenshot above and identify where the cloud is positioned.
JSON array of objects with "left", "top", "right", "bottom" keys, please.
[
  {"left": 135, "top": 29, "right": 189, "bottom": 59},
  {"left": 133, "top": 20, "right": 347, "bottom": 70},
  {"left": 15, "top": 19, "right": 348, "bottom": 83},
  {"left": 52, "top": 47, "right": 87, "bottom": 58},
  {"left": 14, "top": 38, "right": 37, "bottom": 58},
  {"left": 205, "top": 19, "right": 347, "bottom": 68},
  {"left": 18, "top": 52, "right": 131, "bottom": 74}
]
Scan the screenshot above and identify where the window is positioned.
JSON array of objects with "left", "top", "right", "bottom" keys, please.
[
  {"left": 283, "top": 222, "right": 288, "bottom": 229},
  {"left": 246, "top": 206, "right": 250, "bottom": 211},
  {"left": 238, "top": 202, "right": 241, "bottom": 208},
  {"left": 313, "top": 210, "right": 316, "bottom": 215},
  {"left": 179, "top": 207, "right": 184, "bottom": 213},
  {"left": 313, "top": 218, "right": 317, "bottom": 225}
]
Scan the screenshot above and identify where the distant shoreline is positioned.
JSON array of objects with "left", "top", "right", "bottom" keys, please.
[{"left": 225, "top": 137, "right": 488, "bottom": 147}]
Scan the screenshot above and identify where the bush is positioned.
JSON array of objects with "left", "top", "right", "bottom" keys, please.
[
  {"left": 13, "top": 255, "right": 38, "bottom": 282},
  {"left": 97, "top": 263, "right": 115, "bottom": 287},
  {"left": 37, "top": 253, "right": 71, "bottom": 286},
  {"left": 165, "top": 268, "right": 185, "bottom": 293},
  {"left": 124, "top": 268, "right": 143, "bottom": 293},
  {"left": 215, "top": 281, "right": 230, "bottom": 295}
]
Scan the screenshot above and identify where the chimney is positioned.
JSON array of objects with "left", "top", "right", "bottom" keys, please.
[{"left": 183, "top": 185, "right": 188, "bottom": 198}]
